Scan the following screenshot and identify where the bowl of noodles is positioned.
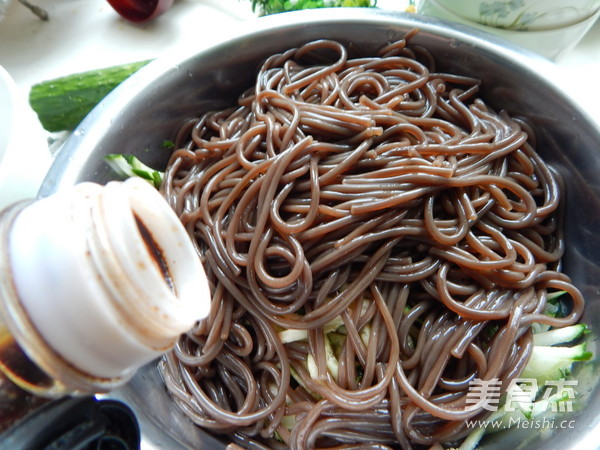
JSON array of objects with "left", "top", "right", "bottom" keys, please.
[{"left": 40, "top": 8, "right": 600, "bottom": 450}]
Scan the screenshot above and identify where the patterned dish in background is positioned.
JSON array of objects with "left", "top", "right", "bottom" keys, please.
[
  {"left": 417, "top": 0, "right": 600, "bottom": 60},
  {"left": 425, "top": 0, "right": 600, "bottom": 30}
]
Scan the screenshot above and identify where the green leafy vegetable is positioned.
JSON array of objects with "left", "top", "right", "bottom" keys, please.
[{"left": 250, "top": 0, "right": 375, "bottom": 16}]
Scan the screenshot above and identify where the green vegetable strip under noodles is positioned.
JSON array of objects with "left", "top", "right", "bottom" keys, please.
[
  {"left": 158, "top": 34, "right": 586, "bottom": 449},
  {"left": 105, "top": 154, "right": 164, "bottom": 188}
]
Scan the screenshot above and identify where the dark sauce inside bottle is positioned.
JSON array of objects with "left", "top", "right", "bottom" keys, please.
[
  {"left": 0, "top": 335, "right": 51, "bottom": 433},
  {"left": 134, "top": 214, "right": 175, "bottom": 294}
]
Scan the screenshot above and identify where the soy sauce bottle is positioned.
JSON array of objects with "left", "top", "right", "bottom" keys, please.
[{"left": 0, "top": 178, "right": 211, "bottom": 439}]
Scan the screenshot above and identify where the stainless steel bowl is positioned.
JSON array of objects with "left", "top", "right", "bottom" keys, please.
[{"left": 40, "top": 8, "right": 600, "bottom": 449}]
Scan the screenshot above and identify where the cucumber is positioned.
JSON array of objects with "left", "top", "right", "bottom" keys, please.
[
  {"left": 29, "top": 60, "right": 151, "bottom": 132},
  {"left": 521, "top": 343, "right": 593, "bottom": 383},
  {"left": 105, "top": 154, "right": 163, "bottom": 188},
  {"left": 533, "top": 323, "right": 589, "bottom": 347}
]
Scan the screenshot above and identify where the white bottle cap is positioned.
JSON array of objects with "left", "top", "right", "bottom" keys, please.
[{"left": 7, "top": 178, "right": 211, "bottom": 382}]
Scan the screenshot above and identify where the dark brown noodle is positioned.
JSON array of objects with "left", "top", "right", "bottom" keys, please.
[{"left": 158, "top": 34, "right": 584, "bottom": 449}]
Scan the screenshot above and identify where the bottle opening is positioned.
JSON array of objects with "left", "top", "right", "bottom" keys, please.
[{"left": 133, "top": 213, "right": 175, "bottom": 295}]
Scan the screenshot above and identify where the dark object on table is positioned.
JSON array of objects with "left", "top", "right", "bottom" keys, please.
[{"left": 0, "top": 396, "right": 140, "bottom": 450}]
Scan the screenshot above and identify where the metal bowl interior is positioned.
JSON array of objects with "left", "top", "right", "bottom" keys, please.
[{"left": 41, "top": 8, "right": 600, "bottom": 449}]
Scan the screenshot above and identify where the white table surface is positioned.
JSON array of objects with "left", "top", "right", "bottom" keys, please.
[{"left": 0, "top": 0, "right": 599, "bottom": 206}]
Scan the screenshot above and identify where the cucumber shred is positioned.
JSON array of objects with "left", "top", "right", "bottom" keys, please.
[
  {"left": 532, "top": 323, "right": 589, "bottom": 347},
  {"left": 521, "top": 343, "right": 593, "bottom": 383},
  {"left": 29, "top": 60, "right": 151, "bottom": 132},
  {"left": 105, "top": 154, "right": 163, "bottom": 188}
]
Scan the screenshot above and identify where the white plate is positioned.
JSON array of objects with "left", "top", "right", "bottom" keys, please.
[{"left": 0, "top": 65, "right": 51, "bottom": 209}]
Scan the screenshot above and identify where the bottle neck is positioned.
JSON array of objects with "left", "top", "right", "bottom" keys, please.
[{"left": 0, "top": 200, "right": 124, "bottom": 397}]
